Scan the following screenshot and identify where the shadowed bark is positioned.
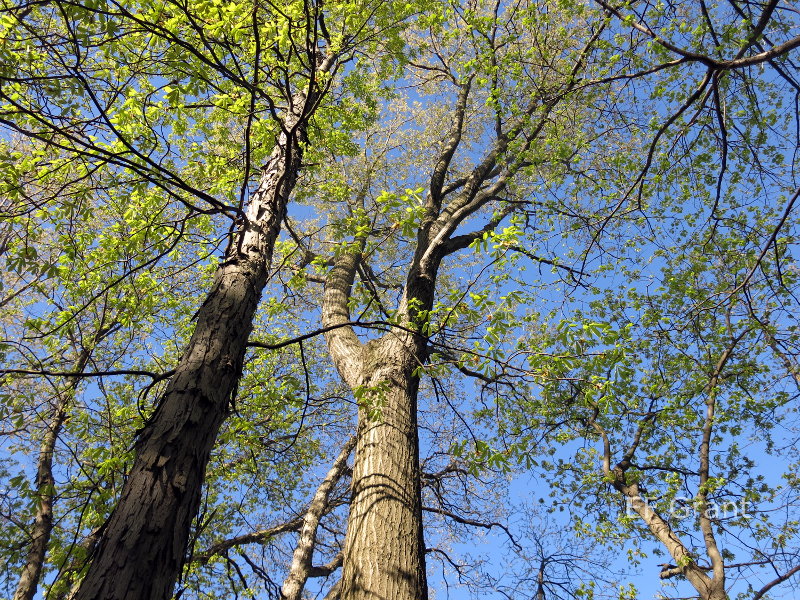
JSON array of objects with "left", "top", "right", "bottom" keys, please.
[
  {"left": 72, "top": 51, "right": 335, "bottom": 599},
  {"left": 316, "top": 30, "right": 603, "bottom": 595},
  {"left": 321, "top": 236, "right": 430, "bottom": 600}
]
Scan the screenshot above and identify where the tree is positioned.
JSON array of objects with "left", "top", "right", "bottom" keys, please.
[
  {"left": 315, "top": 1, "right": 613, "bottom": 594},
  {"left": 2, "top": 0, "right": 800, "bottom": 599},
  {"left": 1, "top": 0, "right": 420, "bottom": 597},
  {"left": 1, "top": 131, "right": 208, "bottom": 600},
  {"left": 470, "top": 1, "right": 800, "bottom": 597},
  {"left": 501, "top": 206, "right": 800, "bottom": 600}
]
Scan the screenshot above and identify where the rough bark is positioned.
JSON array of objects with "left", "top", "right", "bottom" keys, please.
[
  {"left": 341, "top": 338, "right": 428, "bottom": 600},
  {"left": 72, "top": 73, "right": 322, "bottom": 599},
  {"left": 319, "top": 68, "right": 529, "bottom": 599},
  {"left": 323, "top": 245, "right": 430, "bottom": 600},
  {"left": 316, "top": 48, "right": 582, "bottom": 596}
]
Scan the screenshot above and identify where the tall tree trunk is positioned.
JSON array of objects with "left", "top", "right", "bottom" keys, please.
[
  {"left": 317, "top": 29, "right": 597, "bottom": 598},
  {"left": 73, "top": 94, "right": 314, "bottom": 600},
  {"left": 340, "top": 338, "right": 428, "bottom": 600},
  {"left": 322, "top": 248, "right": 430, "bottom": 600},
  {"left": 12, "top": 411, "right": 61, "bottom": 600},
  {"left": 13, "top": 345, "right": 94, "bottom": 600},
  {"left": 315, "top": 52, "right": 516, "bottom": 600}
]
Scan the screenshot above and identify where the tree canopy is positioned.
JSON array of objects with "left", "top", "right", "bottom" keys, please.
[{"left": 1, "top": 0, "right": 800, "bottom": 599}]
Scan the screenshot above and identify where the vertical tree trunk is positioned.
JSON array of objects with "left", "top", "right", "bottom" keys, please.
[
  {"left": 13, "top": 402, "right": 63, "bottom": 600},
  {"left": 339, "top": 337, "right": 428, "bottom": 600},
  {"left": 73, "top": 104, "right": 309, "bottom": 600},
  {"left": 318, "top": 34, "right": 592, "bottom": 597},
  {"left": 322, "top": 247, "right": 431, "bottom": 600}
]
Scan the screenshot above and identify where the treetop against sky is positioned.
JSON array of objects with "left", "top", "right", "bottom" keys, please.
[{"left": 1, "top": 1, "right": 800, "bottom": 599}]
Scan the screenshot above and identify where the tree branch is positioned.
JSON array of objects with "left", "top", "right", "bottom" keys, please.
[
  {"left": 281, "top": 437, "right": 356, "bottom": 600},
  {"left": 321, "top": 243, "right": 366, "bottom": 389},
  {"left": 753, "top": 564, "right": 800, "bottom": 600},
  {"left": 593, "top": 0, "right": 800, "bottom": 70},
  {"left": 422, "top": 506, "right": 521, "bottom": 552}
]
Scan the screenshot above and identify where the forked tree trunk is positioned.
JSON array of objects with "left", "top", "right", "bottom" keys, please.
[
  {"left": 322, "top": 248, "right": 431, "bottom": 600},
  {"left": 73, "top": 99, "right": 312, "bottom": 600},
  {"left": 319, "top": 34, "right": 595, "bottom": 597},
  {"left": 315, "top": 52, "right": 513, "bottom": 600}
]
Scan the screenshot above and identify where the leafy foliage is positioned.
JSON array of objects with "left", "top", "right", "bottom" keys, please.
[{"left": 2, "top": 0, "right": 800, "bottom": 599}]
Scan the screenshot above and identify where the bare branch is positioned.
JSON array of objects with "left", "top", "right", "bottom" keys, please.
[{"left": 281, "top": 437, "right": 356, "bottom": 600}]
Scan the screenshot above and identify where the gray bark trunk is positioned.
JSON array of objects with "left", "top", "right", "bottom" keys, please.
[
  {"left": 319, "top": 67, "right": 513, "bottom": 600},
  {"left": 13, "top": 406, "right": 62, "bottom": 600},
  {"left": 72, "top": 103, "right": 309, "bottom": 600},
  {"left": 322, "top": 246, "right": 432, "bottom": 600},
  {"left": 281, "top": 436, "right": 355, "bottom": 600},
  {"left": 339, "top": 338, "right": 428, "bottom": 600},
  {"left": 13, "top": 346, "right": 93, "bottom": 600}
]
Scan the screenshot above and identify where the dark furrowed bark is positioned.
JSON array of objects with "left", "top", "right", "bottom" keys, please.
[{"left": 72, "top": 109, "right": 306, "bottom": 600}]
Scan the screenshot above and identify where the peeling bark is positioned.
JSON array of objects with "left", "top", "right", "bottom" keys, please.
[{"left": 72, "top": 58, "right": 331, "bottom": 597}]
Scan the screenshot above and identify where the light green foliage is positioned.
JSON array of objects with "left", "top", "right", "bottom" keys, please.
[
  {"left": 3, "top": 0, "right": 800, "bottom": 598},
  {"left": 481, "top": 170, "right": 800, "bottom": 597},
  {"left": 1, "top": 0, "right": 445, "bottom": 596}
]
